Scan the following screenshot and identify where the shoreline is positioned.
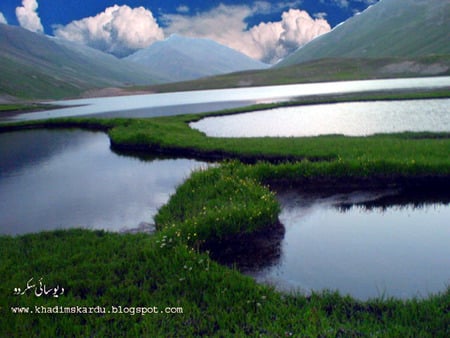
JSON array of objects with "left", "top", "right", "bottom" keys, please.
[{"left": 1, "top": 91, "right": 449, "bottom": 336}]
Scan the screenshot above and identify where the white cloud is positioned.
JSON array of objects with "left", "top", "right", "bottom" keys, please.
[
  {"left": 16, "top": 0, "right": 44, "bottom": 33},
  {"left": 162, "top": 4, "right": 252, "bottom": 40},
  {"left": 163, "top": 5, "right": 331, "bottom": 64},
  {"left": 314, "top": 12, "right": 328, "bottom": 19},
  {"left": 54, "top": 5, "right": 164, "bottom": 57},
  {"left": 51, "top": 2, "right": 330, "bottom": 63},
  {"left": 176, "top": 5, "right": 190, "bottom": 14},
  {"left": 0, "top": 12, "right": 7, "bottom": 24},
  {"left": 332, "top": 0, "right": 379, "bottom": 8},
  {"left": 336, "top": 0, "right": 350, "bottom": 8}
]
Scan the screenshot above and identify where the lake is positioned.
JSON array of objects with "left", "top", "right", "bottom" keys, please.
[
  {"left": 246, "top": 188, "right": 450, "bottom": 300},
  {"left": 3, "top": 76, "right": 450, "bottom": 122},
  {"left": 0, "top": 130, "right": 205, "bottom": 235},
  {"left": 1, "top": 129, "right": 449, "bottom": 300},
  {"left": 191, "top": 98, "right": 450, "bottom": 137},
  {"left": 1, "top": 77, "right": 449, "bottom": 299}
]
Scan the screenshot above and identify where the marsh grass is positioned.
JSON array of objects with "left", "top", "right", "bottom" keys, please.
[
  {"left": 1, "top": 94, "right": 449, "bottom": 335},
  {"left": 1, "top": 159, "right": 449, "bottom": 336}
]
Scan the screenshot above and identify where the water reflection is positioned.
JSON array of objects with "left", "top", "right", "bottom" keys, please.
[
  {"left": 4, "top": 76, "right": 449, "bottom": 122},
  {"left": 0, "top": 130, "right": 206, "bottom": 236},
  {"left": 191, "top": 99, "right": 450, "bottom": 137},
  {"left": 203, "top": 221, "right": 285, "bottom": 272},
  {"left": 246, "top": 188, "right": 450, "bottom": 300}
]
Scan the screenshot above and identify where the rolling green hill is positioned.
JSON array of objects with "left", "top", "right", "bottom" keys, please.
[
  {"left": 277, "top": 0, "right": 450, "bottom": 67},
  {"left": 132, "top": 55, "right": 450, "bottom": 94},
  {"left": 0, "top": 24, "right": 163, "bottom": 100}
]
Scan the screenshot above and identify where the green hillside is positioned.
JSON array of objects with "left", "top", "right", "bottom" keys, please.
[
  {"left": 278, "top": 0, "right": 450, "bottom": 67},
  {"left": 0, "top": 24, "right": 163, "bottom": 100},
  {"left": 133, "top": 56, "right": 450, "bottom": 94}
]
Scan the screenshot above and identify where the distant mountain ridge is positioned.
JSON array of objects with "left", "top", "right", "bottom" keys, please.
[
  {"left": 0, "top": 24, "right": 163, "bottom": 100},
  {"left": 278, "top": 0, "right": 450, "bottom": 67},
  {"left": 125, "top": 34, "right": 270, "bottom": 82}
]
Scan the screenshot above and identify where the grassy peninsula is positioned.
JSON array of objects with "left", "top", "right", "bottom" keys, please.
[{"left": 1, "top": 94, "right": 449, "bottom": 336}]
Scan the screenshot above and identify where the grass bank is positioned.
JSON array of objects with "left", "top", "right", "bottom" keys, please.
[
  {"left": 1, "top": 95, "right": 449, "bottom": 335},
  {"left": 2, "top": 93, "right": 449, "bottom": 166},
  {"left": 1, "top": 161, "right": 449, "bottom": 336},
  {"left": 130, "top": 56, "right": 450, "bottom": 94},
  {"left": 0, "top": 103, "right": 60, "bottom": 115}
]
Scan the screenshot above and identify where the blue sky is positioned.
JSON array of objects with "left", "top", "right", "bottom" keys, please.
[{"left": 0, "top": 1, "right": 379, "bottom": 62}]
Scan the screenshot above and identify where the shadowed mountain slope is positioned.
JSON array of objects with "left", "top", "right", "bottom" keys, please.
[
  {"left": 0, "top": 24, "right": 163, "bottom": 99},
  {"left": 278, "top": 0, "right": 450, "bottom": 67}
]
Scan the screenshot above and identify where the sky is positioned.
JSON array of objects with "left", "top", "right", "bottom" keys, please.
[{"left": 0, "top": 0, "right": 379, "bottom": 63}]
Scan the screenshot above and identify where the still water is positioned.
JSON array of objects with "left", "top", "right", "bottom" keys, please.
[
  {"left": 3, "top": 76, "right": 450, "bottom": 122},
  {"left": 248, "top": 189, "right": 450, "bottom": 300},
  {"left": 191, "top": 99, "right": 450, "bottom": 137},
  {"left": 0, "top": 130, "right": 205, "bottom": 235},
  {"left": 1, "top": 129, "right": 449, "bottom": 299}
]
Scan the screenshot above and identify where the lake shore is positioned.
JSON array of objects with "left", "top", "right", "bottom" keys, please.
[{"left": 1, "top": 91, "right": 449, "bottom": 336}]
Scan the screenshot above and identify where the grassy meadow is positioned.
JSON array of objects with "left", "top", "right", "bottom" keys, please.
[{"left": 1, "top": 93, "right": 449, "bottom": 336}]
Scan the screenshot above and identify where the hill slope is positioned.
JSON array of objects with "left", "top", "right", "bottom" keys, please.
[
  {"left": 0, "top": 24, "right": 163, "bottom": 100},
  {"left": 125, "top": 34, "right": 270, "bottom": 82},
  {"left": 278, "top": 0, "right": 450, "bottom": 67}
]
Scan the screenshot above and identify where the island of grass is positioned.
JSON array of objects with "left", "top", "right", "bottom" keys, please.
[{"left": 1, "top": 91, "right": 449, "bottom": 336}]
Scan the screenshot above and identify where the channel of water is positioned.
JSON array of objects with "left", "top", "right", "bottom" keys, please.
[
  {"left": 1, "top": 77, "right": 449, "bottom": 299},
  {"left": 191, "top": 98, "right": 450, "bottom": 137}
]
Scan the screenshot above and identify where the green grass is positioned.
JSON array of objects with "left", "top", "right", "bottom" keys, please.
[
  {"left": 1, "top": 94, "right": 449, "bottom": 336},
  {"left": 130, "top": 56, "right": 450, "bottom": 94},
  {"left": 1, "top": 162, "right": 449, "bottom": 336},
  {"left": 0, "top": 103, "right": 60, "bottom": 114}
]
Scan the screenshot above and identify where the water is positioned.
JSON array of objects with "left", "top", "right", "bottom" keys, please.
[
  {"left": 248, "top": 189, "right": 450, "bottom": 300},
  {"left": 3, "top": 76, "right": 450, "bottom": 122},
  {"left": 1, "top": 129, "right": 449, "bottom": 299},
  {"left": 191, "top": 98, "right": 450, "bottom": 137},
  {"left": 0, "top": 130, "right": 205, "bottom": 236}
]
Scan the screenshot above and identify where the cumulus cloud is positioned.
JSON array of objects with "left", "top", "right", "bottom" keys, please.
[
  {"left": 16, "top": 0, "right": 44, "bottom": 33},
  {"left": 52, "top": 2, "right": 330, "bottom": 63},
  {"left": 163, "top": 5, "right": 331, "bottom": 64},
  {"left": 0, "top": 12, "right": 7, "bottom": 24},
  {"left": 54, "top": 5, "right": 164, "bottom": 57}
]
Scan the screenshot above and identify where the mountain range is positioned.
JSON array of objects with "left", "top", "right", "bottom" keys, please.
[
  {"left": 1, "top": 0, "right": 449, "bottom": 101},
  {"left": 125, "top": 34, "right": 269, "bottom": 82},
  {"left": 0, "top": 23, "right": 165, "bottom": 100}
]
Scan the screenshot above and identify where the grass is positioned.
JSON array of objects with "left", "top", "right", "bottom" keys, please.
[
  {"left": 0, "top": 103, "right": 60, "bottom": 114},
  {"left": 1, "top": 162, "right": 449, "bottom": 336},
  {"left": 1, "top": 93, "right": 449, "bottom": 336},
  {"left": 130, "top": 56, "right": 450, "bottom": 94}
]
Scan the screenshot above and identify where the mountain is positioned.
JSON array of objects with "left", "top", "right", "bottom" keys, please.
[
  {"left": 125, "top": 34, "right": 270, "bottom": 82},
  {"left": 0, "top": 24, "right": 164, "bottom": 100},
  {"left": 278, "top": 0, "right": 450, "bottom": 67}
]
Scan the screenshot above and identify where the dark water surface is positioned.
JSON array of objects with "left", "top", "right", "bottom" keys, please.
[
  {"left": 246, "top": 189, "right": 450, "bottom": 300},
  {"left": 1, "top": 129, "right": 449, "bottom": 300},
  {"left": 0, "top": 130, "right": 205, "bottom": 235}
]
